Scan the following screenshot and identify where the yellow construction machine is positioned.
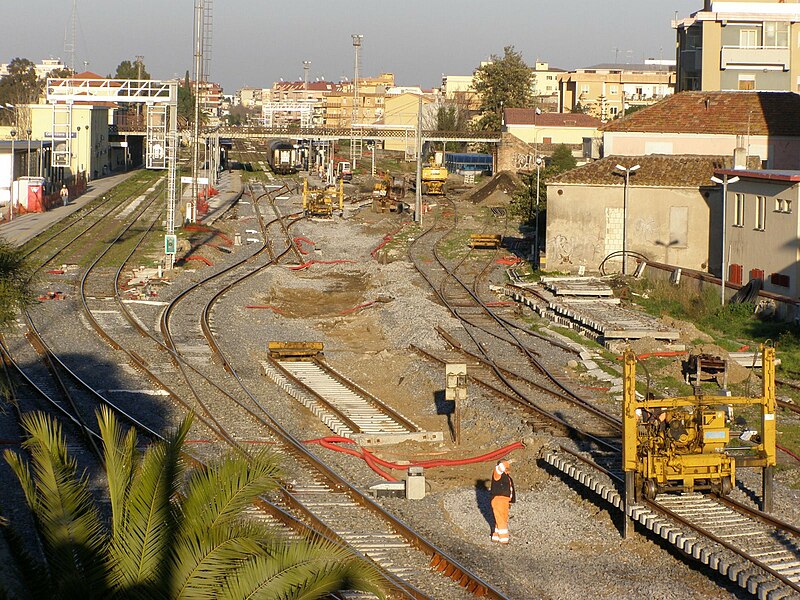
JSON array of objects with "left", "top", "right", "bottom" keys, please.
[
  {"left": 303, "top": 179, "right": 344, "bottom": 218},
  {"left": 622, "top": 346, "right": 777, "bottom": 505},
  {"left": 372, "top": 171, "right": 407, "bottom": 212},
  {"left": 421, "top": 156, "right": 448, "bottom": 196}
]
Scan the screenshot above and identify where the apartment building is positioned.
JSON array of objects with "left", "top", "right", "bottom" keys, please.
[
  {"left": 531, "top": 62, "right": 565, "bottom": 109},
  {"left": 236, "top": 87, "right": 264, "bottom": 109},
  {"left": 674, "top": 0, "right": 800, "bottom": 92},
  {"left": 323, "top": 73, "right": 395, "bottom": 127},
  {"left": 559, "top": 63, "right": 675, "bottom": 121},
  {"left": 0, "top": 58, "right": 67, "bottom": 80}
]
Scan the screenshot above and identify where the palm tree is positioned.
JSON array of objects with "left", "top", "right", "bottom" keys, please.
[{"left": 0, "top": 408, "right": 384, "bottom": 600}]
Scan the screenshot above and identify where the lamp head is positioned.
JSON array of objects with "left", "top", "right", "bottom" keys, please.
[
  {"left": 710, "top": 176, "right": 723, "bottom": 185},
  {"left": 615, "top": 164, "right": 625, "bottom": 171},
  {"left": 630, "top": 164, "right": 640, "bottom": 172},
  {"left": 728, "top": 176, "right": 740, "bottom": 184}
]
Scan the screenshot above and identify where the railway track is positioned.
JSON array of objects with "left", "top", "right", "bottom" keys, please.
[
  {"left": 407, "top": 199, "right": 800, "bottom": 598},
  {"left": 543, "top": 448, "right": 800, "bottom": 598},
  {"left": 262, "top": 356, "right": 443, "bottom": 445},
  {"left": 408, "top": 199, "right": 621, "bottom": 449},
  {"left": 4, "top": 173, "right": 509, "bottom": 598}
]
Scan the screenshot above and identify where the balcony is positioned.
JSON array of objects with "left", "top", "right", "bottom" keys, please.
[{"left": 721, "top": 46, "right": 790, "bottom": 70}]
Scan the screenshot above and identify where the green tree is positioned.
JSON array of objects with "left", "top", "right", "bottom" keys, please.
[
  {"left": 0, "top": 408, "right": 385, "bottom": 599},
  {"left": 549, "top": 144, "right": 577, "bottom": 174},
  {"left": 114, "top": 59, "right": 150, "bottom": 80},
  {"left": 511, "top": 169, "right": 546, "bottom": 225},
  {"left": 0, "top": 58, "right": 42, "bottom": 127},
  {"left": 472, "top": 46, "right": 534, "bottom": 132},
  {"left": 177, "top": 70, "right": 200, "bottom": 128}
]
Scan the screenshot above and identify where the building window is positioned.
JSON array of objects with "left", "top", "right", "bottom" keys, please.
[
  {"left": 734, "top": 193, "right": 745, "bottom": 226},
  {"left": 738, "top": 74, "right": 756, "bottom": 90},
  {"left": 775, "top": 198, "right": 792, "bottom": 213},
  {"left": 764, "top": 22, "right": 789, "bottom": 48},
  {"left": 771, "top": 272, "right": 791, "bottom": 287},
  {"left": 740, "top": 28, "right": 759, "bottom": 48},
  {"left": 581, "top": 85, "right": 590, "bottom": 94},
  {"left": 610, "top": 85, "right": 618, "bottom": 94},
  {"left": 609, "top": 106, "right": 619, "bottom": 116},
  {"left": 755, "top": 195, "right": 766, "bottom": 230}
]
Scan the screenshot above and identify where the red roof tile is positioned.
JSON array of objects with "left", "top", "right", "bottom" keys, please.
[
  {"left": 505, "top": 108, "right": 601, "bottom": 128},
  {"left": 601, "top": 91, "right": 800, "bottom": 136},
  {"left": 550, "top": 154, "right": 758, "bottom": 187}
]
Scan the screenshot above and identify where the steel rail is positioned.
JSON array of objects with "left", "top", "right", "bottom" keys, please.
[
  {"left": 408, "top": 201, "right": 617, "bottom": 444},
  {"left": 15, "top": 179, "right": 419, "bottom": 599},
  {"left": 549, "top": 446, "right": 800, "bottom": 596},
  {"left": 411, "top": 344, "right": 620, "bottom": 452}
]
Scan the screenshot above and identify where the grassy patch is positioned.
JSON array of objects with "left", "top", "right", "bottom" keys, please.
[{"left": 629, "top": 278, "right": 800, "bottom": 376}]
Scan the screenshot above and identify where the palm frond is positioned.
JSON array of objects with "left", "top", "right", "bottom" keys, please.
[
  {"left": 11, "top": 412, "right": 108, "bottom": 596},
  {"left": 0, "top": 502, "right": 52, "bottom": 599},
  {"left": 97, "top": 406, "right": 138, "bottom": 535},
  {"left": 170, "top": 523, "right": 270, "bottom": 599},
  {"left": 181, "top": 448, "right": 281, "bottom": 532},
  {"left": 218, "top": 539, "right": 386, "bottom": 600},
  {"left": 108, "top": 416, "right": 189, "bottom": 591}
]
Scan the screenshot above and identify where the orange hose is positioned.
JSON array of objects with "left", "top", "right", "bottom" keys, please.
[{"left": 304, "top": 437, "right": 525, "bottom": 481}]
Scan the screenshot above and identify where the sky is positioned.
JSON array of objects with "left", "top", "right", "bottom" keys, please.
[{"left": 3, "top": 1, "right": 701, "bottom": 92}]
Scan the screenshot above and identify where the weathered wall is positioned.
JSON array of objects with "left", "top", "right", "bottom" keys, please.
[{"left": 545, "top": 182, "right": 720, "bottom": 273}]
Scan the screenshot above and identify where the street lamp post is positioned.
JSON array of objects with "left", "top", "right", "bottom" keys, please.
[
  {"left": 533, "top": 155, "right": 543, "bottom": 269},
  {"left": 711, "top": 174, "right": 740, "bottom": 306},
  {"left": 614, "top": 163, "right": 640, "bottom": 275},
  {"left": 9, "top": 129, "right": 16, "bottom": 221},
  {"left": 75, "top": 126, "right": 81, "bottom": 180}
]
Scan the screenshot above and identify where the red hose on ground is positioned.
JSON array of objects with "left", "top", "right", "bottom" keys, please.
[
  {"left": 778, "top": 443, "right": 800, "bottom": 464},
  {"left": 293, "top": 237, "right": 316, "bottom": 255},
  {"left": 339, "top": 301, "right": 376, "bottom": 315},
  {"left": 289, "top": 259, "right": 355, "bottom": 270},
  {"left": 185, "top": 256, "right": 213, "bottom": 266},
  {"left": 496, "top": 256, "right": 523, "bottom": 265},
  {"left": 245, "top": 305, "right": 285, "bottom": 315},
  {"left": 371, "top": 223, "right": 410, "bottom": 259},
  {"left": 304, "top": 437, "right": 525, "bottom": 481},
  {"left": 615, "top": 351, "right": 688, "bottom": 361}
]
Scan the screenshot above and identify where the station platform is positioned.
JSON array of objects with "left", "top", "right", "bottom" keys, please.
[
  {"left": 0, "top": 171, "right": 137, "bottom": 247},
  {"left": 0, "top": 169, "right": 244, "bottom": 248},
  {"left": 195, "top": 170, "right": 243, "bottom": 225}
]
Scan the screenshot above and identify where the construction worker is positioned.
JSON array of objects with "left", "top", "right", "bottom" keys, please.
[{"left": 490, "top": 459, "right": 515, "bottom": 544}]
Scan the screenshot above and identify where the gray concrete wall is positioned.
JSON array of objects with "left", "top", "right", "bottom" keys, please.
[{"left": 726, "top": 178, "right": 800, "bottom": 297}]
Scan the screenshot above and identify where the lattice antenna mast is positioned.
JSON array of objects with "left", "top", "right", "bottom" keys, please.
[
  {"left": 191, "top": 0, "right": 211, "bottom": 222},
  {"left": 64, "top": 0, "right": 78, "bottom": 72}
]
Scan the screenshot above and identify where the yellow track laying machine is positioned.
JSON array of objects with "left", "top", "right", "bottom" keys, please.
[{"left": 623, "top": 345, "right": 777, "bottom": 507}]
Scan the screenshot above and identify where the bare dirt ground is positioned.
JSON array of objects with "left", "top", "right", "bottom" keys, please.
[{"left": 239, "top": 181, "right": 789, "bottom": 599}]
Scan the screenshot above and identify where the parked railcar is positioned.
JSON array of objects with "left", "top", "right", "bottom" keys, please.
[{"left": 267, "top": 140, "right": 298, "bottom": 174}]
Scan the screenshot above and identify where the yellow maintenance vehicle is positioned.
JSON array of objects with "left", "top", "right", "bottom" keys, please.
[
  {"left": 303, "top": 179, "right": 344, "bottom": 218},
  {"left": 372, "top": 171, "right": 407, "bottom": 212},
  {"left": 622, "top": 345, "right": 777, "bottom": 508},
  {"left": 421, "top": 156, "right": 448, "bottom": 196}
]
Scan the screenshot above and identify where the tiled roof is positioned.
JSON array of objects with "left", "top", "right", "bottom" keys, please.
[
  {"left": 504, "top": 109, "right": 601, "bottom": 128},
  {"left": 550, "top": 155, "right": 754, "bottom": 187},
  {"left": 602, "top": 91, "right": 800, "bottom": 136}
]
